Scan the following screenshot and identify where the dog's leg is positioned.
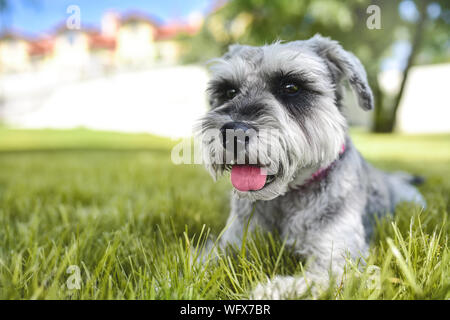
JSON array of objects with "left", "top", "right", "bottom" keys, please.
[
  {"left": 387, "top": 172, "right": 426, "bottom": 208},
  {"left": 200, "top": 195, "right": 273, "bottom": 261},
  {"left": 251, "top": 250, "right": 355, "bottom": 299},
  {"left": 251, "top": 272, "right": 324, "bottom": 300},
  {"left": 219, "top": 195, "right": 276, "bottom": 249},
  {"left": 251, "top": 203, "right": 368, "bottom": 299},
  {"left": 251, "top": 252, "right": 346, "bottom": 299}
]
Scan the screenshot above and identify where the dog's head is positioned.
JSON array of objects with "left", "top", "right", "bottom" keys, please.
[{"left": 196, "top": 35, "right": 373, "bottom": 201}]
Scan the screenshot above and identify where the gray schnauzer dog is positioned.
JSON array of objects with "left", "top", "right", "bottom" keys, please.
[{"left": 196, "top": 35, "right": 425, "bottom": 299}]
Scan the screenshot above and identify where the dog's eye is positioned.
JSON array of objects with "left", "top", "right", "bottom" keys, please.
[
  {"left": 225, "top": 88, "right": 238, "bottom": 99},
  {"left": 281, "top": 83, "right": 300, "bottom": 96}
]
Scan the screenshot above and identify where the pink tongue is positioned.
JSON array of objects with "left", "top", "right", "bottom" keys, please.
[{"left": 231, "top": 166, "right": 267, "bottom": 191}]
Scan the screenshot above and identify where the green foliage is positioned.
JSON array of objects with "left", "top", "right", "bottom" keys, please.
[
  {"left": 185, "top": 0, "right": 449, "bottom": 69},
  {"left": 0, "top": 128, "right": 448, "bottom": 299}
]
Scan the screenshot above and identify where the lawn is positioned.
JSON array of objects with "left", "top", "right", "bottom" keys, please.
[{"left": 0, "top": 127, "right": 448, "bottom": 299}]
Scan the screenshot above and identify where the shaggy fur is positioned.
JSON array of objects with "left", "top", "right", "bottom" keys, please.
[{"left": 196, "top": 35, "right": 425, "bottom": 299}]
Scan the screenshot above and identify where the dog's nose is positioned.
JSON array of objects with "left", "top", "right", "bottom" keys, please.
[{"left": 220, "top": 121, "right": 254, "bottom": 151}]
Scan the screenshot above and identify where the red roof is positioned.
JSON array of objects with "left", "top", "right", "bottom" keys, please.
[
  {"left": 28, "top": 38, "right": 53, "bottom": 56},
  {"left": 156, "top": 22, "right": 201, "bottom": 41},
  {"left": 52, "top": 21, "right": 99, "bottom": 35},
  {"left": 2, "top": 11, "right": 202, "bottom": 56},
  {"left": 89, "top": 33, "right": 116, "bottom": 50}
]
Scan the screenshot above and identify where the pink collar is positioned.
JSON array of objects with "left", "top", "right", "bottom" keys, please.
[{"left": 297, "top": 144, "right": 346, "bottom": 188}]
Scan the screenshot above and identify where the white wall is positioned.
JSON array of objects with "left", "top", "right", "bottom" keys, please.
[
  {"left": 396, "top": 63, "right": 450, "bottom": 133},
  {"left": 1, "top": 65, "right": 209, "bottom": 138},
  {"left": 2, "top": 63, "right": 448, "bottom": 137}
]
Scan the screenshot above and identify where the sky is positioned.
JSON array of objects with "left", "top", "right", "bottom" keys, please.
[{"left": 1, "top": 0, "right": 215, "bottom": 37}]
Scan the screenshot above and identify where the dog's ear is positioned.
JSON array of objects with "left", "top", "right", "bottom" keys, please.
[
  {"left": 223, "top": 44, "right": 256, "bottom": 60},
  {"left": 308, "top": 34, "right": 374, "bottom": 111}
]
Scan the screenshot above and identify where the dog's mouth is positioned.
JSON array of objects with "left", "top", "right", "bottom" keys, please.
[{"left": 228, "top": 165, "right": 277, "bottom": 192}]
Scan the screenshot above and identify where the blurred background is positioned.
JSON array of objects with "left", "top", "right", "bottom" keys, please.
[{"left": 0, "top": 0, "right": 449, "bottom": 139}]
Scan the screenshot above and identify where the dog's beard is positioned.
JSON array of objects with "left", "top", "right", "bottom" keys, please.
[
  {"left": 197, "top": 128, "right": 294, "bottom": 201},
  {"left": 196, "top": 102, "right": 347, "bottom": 201}
]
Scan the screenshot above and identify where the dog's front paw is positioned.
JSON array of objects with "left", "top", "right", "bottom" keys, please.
[{"left": 251, "top": 276, "right": 311, "bottom": 300}]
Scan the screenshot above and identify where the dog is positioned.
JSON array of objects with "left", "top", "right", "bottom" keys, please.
[{"left": 196, "top": 35, "right": 425, "bottom": 299}]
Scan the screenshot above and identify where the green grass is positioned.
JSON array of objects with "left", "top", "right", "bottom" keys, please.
[{"left": 0, "top": 127, "right": 448, "bottom": 299}]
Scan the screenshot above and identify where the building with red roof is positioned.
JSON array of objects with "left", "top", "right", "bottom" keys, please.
[{"left": 0, "top": 10, "right": 203, "bottom": 73}]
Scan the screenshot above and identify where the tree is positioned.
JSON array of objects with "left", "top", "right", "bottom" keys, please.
[
  {"left": 183, "top": 0, "right": 450, "bottom": 132},
  {"left": 374, "top": 0, "right": 449, "bottom": 132}
]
